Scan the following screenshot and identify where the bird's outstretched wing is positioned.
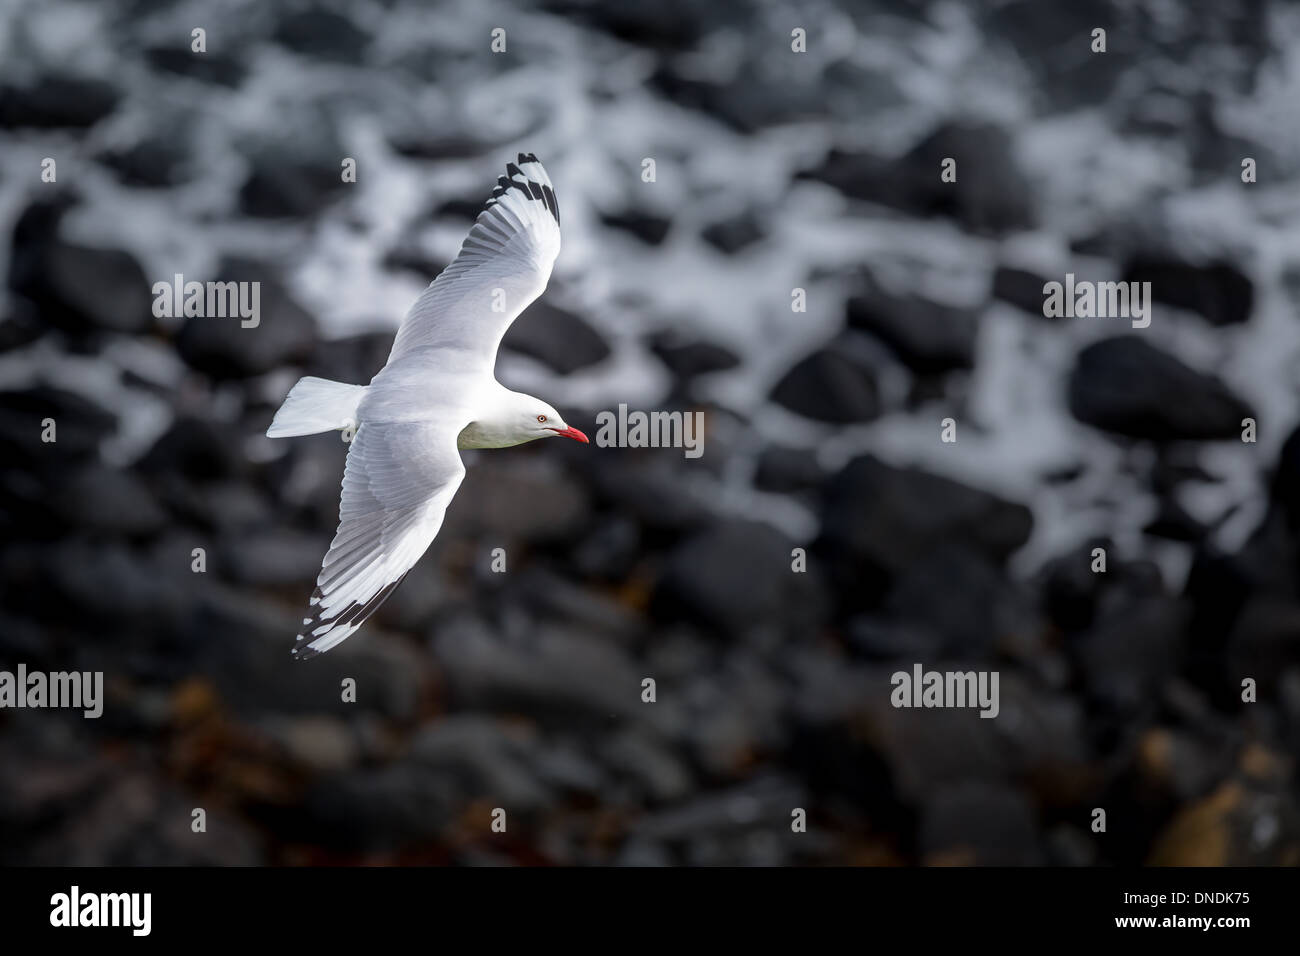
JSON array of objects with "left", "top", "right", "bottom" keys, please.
[
  {"left": 293, "top": 419, "right": 466, "bottom": 659},
  {"left": 386, "top": 152, "right": 561, "bottom": 370}
]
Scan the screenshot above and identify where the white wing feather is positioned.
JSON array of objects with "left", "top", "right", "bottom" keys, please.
[
  {"left": 291, "top": 154, "right": 563, "bottom": 658},
  {"left": 386, "top": 153, "right": 561, "bottom": 371},
  {"left": 292, "top": 419, "right": 465, "bottom": 659}
]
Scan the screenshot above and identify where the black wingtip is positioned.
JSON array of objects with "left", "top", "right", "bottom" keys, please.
[
  {"left": 482, "top": 156, "right": 559, "bottom": 226},
  {"left": 290, "top": 576, "right": 407, "bottom": 662},
  {"left": 291, "top": 629, "right": 317, "bottom": 661}
]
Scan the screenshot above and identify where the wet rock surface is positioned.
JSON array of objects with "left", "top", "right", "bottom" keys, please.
[
  {"left": 0, "top": 0, "right": 1296, "bottom": 868},
  {"left": 1068, "top": 337, "right": 1254, "bottom": 441}
]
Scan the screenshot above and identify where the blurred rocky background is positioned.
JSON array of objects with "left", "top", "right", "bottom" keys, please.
[{"left": 2, "top": 0, "right": 1300, "bottom": 865}]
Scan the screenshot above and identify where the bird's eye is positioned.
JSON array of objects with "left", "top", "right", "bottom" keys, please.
[{"left": 537, "top": 414, "right": 547, "bottom": 423}]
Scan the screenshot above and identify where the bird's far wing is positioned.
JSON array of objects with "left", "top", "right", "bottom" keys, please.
[
  {"left": 293, "top": 418, "right": 466, "bottom": 659},
  {"left": 387, "top": 152, "right": 562, "bottom": 369}
]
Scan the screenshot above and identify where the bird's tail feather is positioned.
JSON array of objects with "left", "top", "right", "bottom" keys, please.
[{"left": 266, "top": 377, "right": 367, "bottom": 438}]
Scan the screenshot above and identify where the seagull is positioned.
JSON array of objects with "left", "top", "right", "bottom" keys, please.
[{"left": 266, "top": 153, "right": 588, "bottom": 659}]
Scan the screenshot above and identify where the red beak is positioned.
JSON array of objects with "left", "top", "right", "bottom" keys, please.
[{"left": 550, "top": 425, "right": 589, "bottom": 443}]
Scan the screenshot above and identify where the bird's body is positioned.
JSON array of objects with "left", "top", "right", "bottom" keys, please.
[{"left": 266, "top": 154, "right": 588, "bottom": 659}]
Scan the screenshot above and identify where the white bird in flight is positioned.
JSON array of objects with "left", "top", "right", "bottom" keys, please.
[{"left": 266, "top": 153, "right": 588, "bottom": 659}]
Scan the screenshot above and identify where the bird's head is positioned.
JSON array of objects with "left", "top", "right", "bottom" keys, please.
[{"left": 526, "top": 399, "right": 588, "bottom": 444}]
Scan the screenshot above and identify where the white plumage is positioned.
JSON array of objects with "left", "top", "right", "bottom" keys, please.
[{"left": 267, "top": 154, "right": 587, "bottom": 659}]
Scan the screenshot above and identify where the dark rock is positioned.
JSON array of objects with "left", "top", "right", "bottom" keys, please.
[
  {"left": 0, "top": 471, "right": 64, "bottom": 542},
  {"left": 600, "top": 208, "right": 672, "bottom": 245},
  {"left": 192, "top": 585, "right": 425, "bottom": 720},
  {"left": 29, "top": 244, "right": 153, "bottom": 335},
  {"left": 649, "top": 48, "right": 897, "bottom": 133},
  {"left": 647, "top": 331, "right": 739, "bottom": 382},
  {"left": 882, "top": 546, "right": 1027, "bottom": 657},
  {"left": 52, "top": 465, "right": 167, "bottom": 538},
  {"left": 308, "top": 330, "right": 394, "bottom": 386},
  {"left": 545, "top": 0, "right": 752, "bottom": 52},
  {"left": 817, "top": 455, "right": 1032, "bottom": 607},
  {"left": 1133, "top": 725, "right": 1237, "bottom": 804},
  {"left": 8, "top": 199, "right": 154, "bottom": 335},
  {"left": 0, "top": 299, "right": 47, "bottom": 352},
  {"left": 6, "top": 195, "right": 71, "bottom": 298},
  {"left": 426, "top": 196, "right": 483, "bottom": 222},
  {"left": 1226, "top": 598, "right": 1300, "bottom": 698},
  {"left": 1068, "top": 336, "right": 1253, "bottom": 441},
  {"left": 0, "top": 385, "right": 114, "bottom": 475},
  {"left": 299, "top": 764, "right": 453, "bottom": 852},
  {"left": 1146, "top": 772, "right": 1300, "bottom": 866},
  {"left": 442, "top": 456, "right": 589, "bottom": 547},
  {"left": 754, "top": 444, "right": 825, "bottom": 493},
  {"left": 788, "top": 712, "right": 909, "bottom": 839},
  {"left": 1151, "top": 445, "right": 1219, "bottom": 490},
  {"left": 0, "top": 737, "right": 109, "bottom": 846},
  {"left": 861, "top": 667, "right": 1089, "bottom": 811},
  {"left": 991, "top": 265, "right": 1051, "bottom": 315},
  {"left": 1184, "top": 545, "right": 1253, "bottom": 707},
  {"left": 845, "top": 617, "right": 945, "bottom": 662},
  {"left": 385, "top": 99, "right": 550, "bottom": 163},
  {"left": 1143, "top": 497, "right": 1209, "bottom": 542},
  {"left": 630, "top": 776, "right": 805, "bottom": 841},
  {"left": 1075, "top": 596, "right": 1188, "bottom": 713},
  {"left": 263, "top": 715, "right": 360, "bottom": 773},
  {"left": 1070, "top": 230, "right": 1115, "bottom": 257},
  {"left": 770, "top": 348, "right": 879, "bottom": 423},
  {"left": 1186, "top": 99, "right": 1265, "bottom": 183},
  {"left": 512, "top": 567, "right": 646, "bottom": 644},
  {"left": 920, "top": 782, "right": 1043, "bottom": 865},
  {"left": 1040, "top": 461, "right": 1086, "bottom": 484},
  {"left": 155, "top": 478, "right": 274, "bottom": 536},
  {"left": 432, "top": 615, "right": 653, "bottom": 725},
  {"left": 1038, "top": 541, "right": 1166, "bottom": 637},
  {"left": 36, "top": 537, "right": 192, "bottom": 645},
  {"left": 501, "top": 301, "right": 610, "bottom": 373},
  {"left": 370, "top": 555, "right": 446, "bottom": 637},
  {"left": 409, "top": 716, "right": 552, "bottom": 809},
  {"left": 847, "top": 285, "right": 977, "bottom": 373},
  {"left": 380, "top": 245, "right": 448, "bottom": 282},
  {"left": 582, "top": 452, "right": 717, "bottom": 534},
  {"left": 18, "top": 770, "right": 264, "bottom": 865},
  {"left": 599, "top": 728, "right": 692, "bottom": 803},
  {"left": 240, "top": 160, "right": 349, "bottom": 218},
  {"left": 683, "top": 653, "right": 789, "bottom": 774},
  {"left": 790, "top": 658, "right": 1002, "bottom": 823},
  {"left": 237, "top": 107, "right": 351, "bottom": 218},
  {"left": 174, "top": 258, "right": 317, "bottom": 378},
  {"left": 388, "top": 132, "right": 504, "bottom": 162},
  {"left": 145, "top": 46, "right": 247, "bottom": 87},
  {"left": 700, "top": 211, "right": 765, "bottom": 254},
  {"left": 799, "top": 123, "right": 1036, "bottom": 235},
  {"left": 0, "top": 75, "right": 119, "bottom": 129},
  {"left": 1270, "top": 422, "right": 1300, "bottom": 529},
  {"left": 1046, "top": 826, "right": 1100, "bottom": 866},
  {"left": 980, "top": 0, "right": 1129, "bottom": 111},
  {"left": 651, "top": 518, "right": 827, "bottom": 640},
  {"left": 219, "top": 529, "right": 324, "bottom": 588},
  {"left": 136, "top": 415, "right": 245, "bottom": 483},
  {"left": 432, "top": 196, "right": 486, "bottom": 221},
  {"left": 262, "top": 436, "right": 349, "bottom": 525},
  {"left": 273, "top": 6, "right": 371, "bottom": 64},
  {"left": 571, "top": 514, "right": 642, "bottom": 582},
  {"left": 1282, "top": 670, "right": 1300, "bottom": 758},
  {"left": 1121, "top": 256, "right": 1253, "bottom": 326},
  {"left": 96, "top": 128, "right": 194, "bottom": 187}
]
